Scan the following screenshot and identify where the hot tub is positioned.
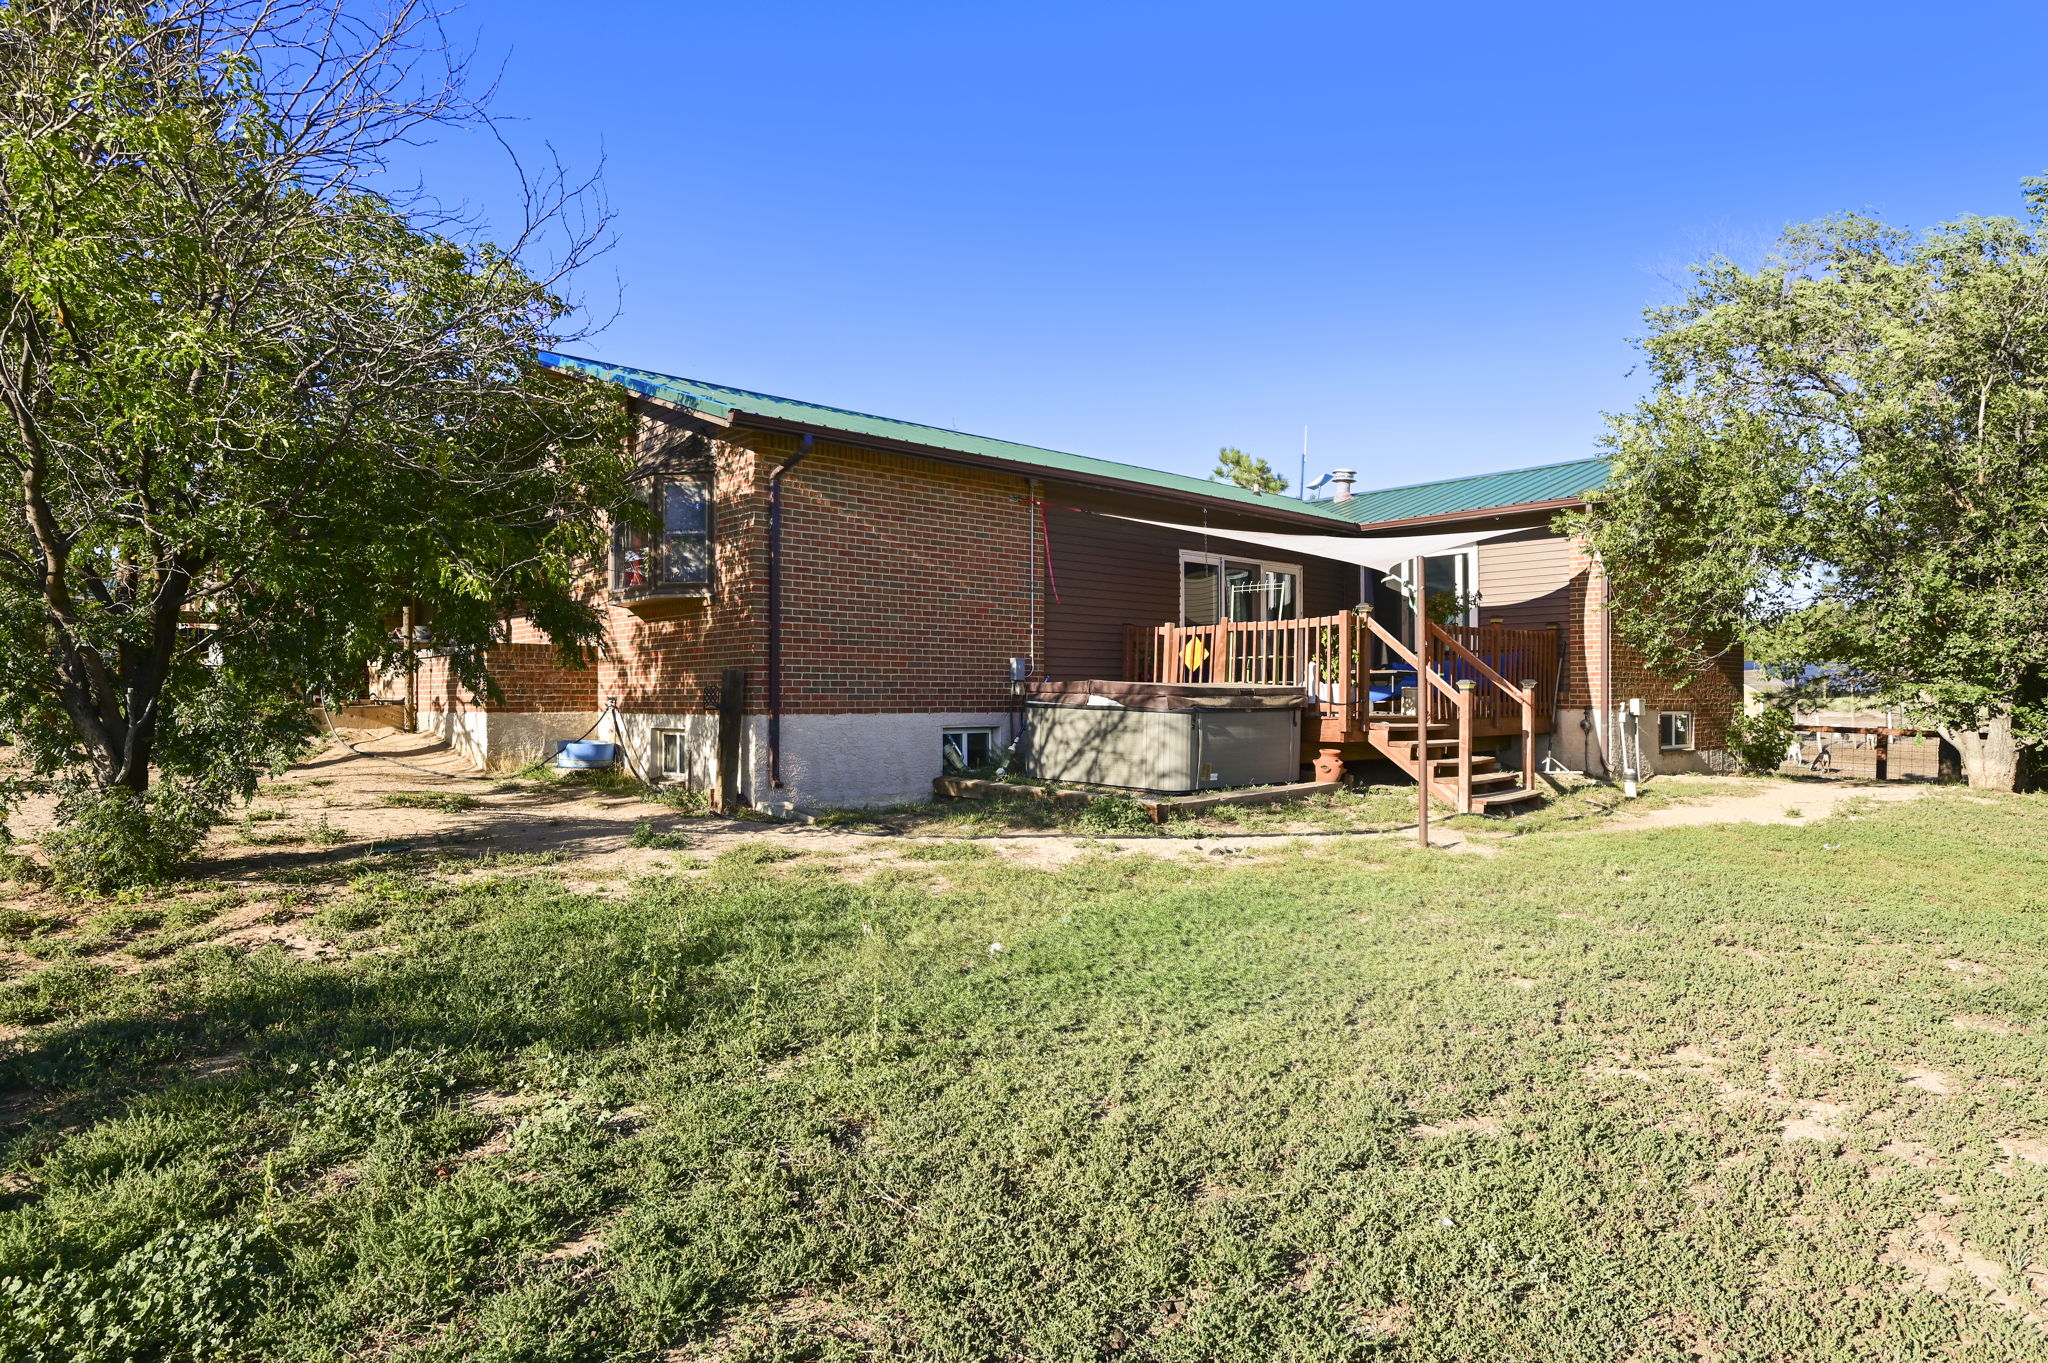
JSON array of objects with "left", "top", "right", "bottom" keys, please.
[{"left": 1019, "top": 680, "right": 1312, "bottom": 794}]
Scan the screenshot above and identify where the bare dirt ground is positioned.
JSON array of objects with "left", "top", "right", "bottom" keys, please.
[
  {"left": 1597, "top": 776, "right": 1933, "bottom": 834},
  {"left": 4, "top": 729, "right": 1945, "bottom": 895}
]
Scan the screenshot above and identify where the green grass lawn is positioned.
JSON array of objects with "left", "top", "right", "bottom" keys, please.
[{"left": 3, "top": 790, "right": 2047, "bottom": 1359}]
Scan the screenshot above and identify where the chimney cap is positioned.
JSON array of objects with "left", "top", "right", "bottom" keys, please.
[{"left": 1329, "top": 468, "right": 1357, "bottom": 501}]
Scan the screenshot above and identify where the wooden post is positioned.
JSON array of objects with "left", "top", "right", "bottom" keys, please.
[
  {"left": 1414, "top": 557, "right": 1430, "bottom": 849},
  {"left": 1456, "top": 678, "right": 1475, "bottom": 814},
  {"left": 1215, "top": 616, "right": 1230, "bottom": 685},
  {"left": 1338, "top": 608, "right": 1355, "bottom": 728},
  {"left": 1875, "top": 730, "right": 1889, "bottom": 782},
  {"left": 1521, "top": 679, "right": 1538, "bottom": 793},
  {"left": 717, "top": 668, "right": 747, "bottom": 813},
  {"left": 400, "top": 602, "right": 417, "bottom": 733}
]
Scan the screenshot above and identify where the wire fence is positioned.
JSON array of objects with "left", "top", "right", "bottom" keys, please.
[{"left": 1778, "top": 725, "right": 1954, "bottom": 782}]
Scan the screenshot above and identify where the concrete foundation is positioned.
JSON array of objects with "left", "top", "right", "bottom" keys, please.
[
  {"left": 434, "top": 707, "right": 1019, "bottom": 811},
  {"left": 1541, "top": 707, "right": 1727, "bottom": 778},
  {"left": 770, "top": 712, "right": 1017, "bottom": 809},
  {"left": 423, "top": 709, "right": 598, "bottom": 772}
]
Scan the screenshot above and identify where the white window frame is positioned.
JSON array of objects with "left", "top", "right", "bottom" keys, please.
[
  {"left": 656, "top": 729, "right": 690, "bottom": 780},
  {"left": 1178, "top": 550, "right": 1305, "bottom": 625},
  {"left": 942, "top": 726, "right": 1000, "bottom": 772},
  {"left": 1375, "top": 550, "right": 1479, "bottom": 629},
  {"left": 1659, "top": 711, "right": 1695, "bottom": 752}
]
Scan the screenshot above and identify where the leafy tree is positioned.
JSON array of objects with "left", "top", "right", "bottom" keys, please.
[
  {"left": 0, "top": 0, "right": 633, "bottom": 881},
  {"left": 1210, "top": 446, "right": 1288, "bottom": 494},
  {"left": 1572, "top": 188, "right": 2048, "bottom": 788}
]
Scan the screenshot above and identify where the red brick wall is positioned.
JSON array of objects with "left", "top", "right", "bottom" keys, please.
[
  {"left": 755, "top": 432, "right": 1035, "bottom": 715},
  {"left": 1559, "top": 538, "right": 1742, "bottom": 748},
  {"left": 592, "top": 409, "right": 770, "bottom": 712},
  {"left": 473, "top": 414, "right": 1039, "bottom": 720},
  {"left": 414, "top": 644, "right": 597, "bottom": 716},
  {"left": 1560, "top": 538, "right": 1603, "bottom": 710}
]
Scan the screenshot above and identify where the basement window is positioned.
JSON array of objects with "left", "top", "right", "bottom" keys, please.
[
  {"left": 942, "top": 727, "right": 998, "bottom": 773},
  {"left": 1659, "top": 711, "right": 1694, "bottom": 751},
  {"left": 614, "top": 475, "right": 712, "bottom": 595},
  {"left": 656, "top": 730, "right": 689, "bottom": 781}
]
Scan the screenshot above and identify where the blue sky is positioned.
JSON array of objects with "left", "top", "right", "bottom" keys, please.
[{"left": 401, "top": 0, "right": 2048, "bottom": 493}]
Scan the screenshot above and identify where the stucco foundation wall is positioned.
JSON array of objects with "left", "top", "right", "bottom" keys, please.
[
  {"left": 1544, "top": 706, "right": 1729, "bottom": 778},
  {"left": 604, "top": 713, "right": 733, "bottom": 794},
  {"left": 774, "top": 712, "right": 1016, "bottom": 809},
  {"left": 424, "top": 710, "right": 599, "bottom": 773},
  {"left": 1549, "top": 708, "right": 1606, "bottom": 777},
  {"left": 422, "top": 709, "right": 490, "bottom": 769}
]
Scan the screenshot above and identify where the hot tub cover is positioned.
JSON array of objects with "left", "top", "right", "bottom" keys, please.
[{"left": 1019, "top": 679, "right": 1318, "bottom": 712}]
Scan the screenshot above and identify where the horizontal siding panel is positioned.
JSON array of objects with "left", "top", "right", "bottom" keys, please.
[
  {"left": 1476, "top": 530, "right": 1576, "bottom": 632},
  {"left": 1044, "top": 489, "right": 1359, "bottom": 680}
]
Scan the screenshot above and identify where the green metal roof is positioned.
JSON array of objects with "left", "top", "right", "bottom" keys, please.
[
  {"left": 540, "top": 352, "right": 1608, "bottom": 529},
  {"left": 540, "top": 352, "right": 1357, "bottom": 523},
  {"left": 1319, "top": 457, "right": 1611, "bottom": 524}
]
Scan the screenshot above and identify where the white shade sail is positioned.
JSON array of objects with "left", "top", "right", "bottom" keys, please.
[{"left": 1106, "top": 516, "right": 1520, "bottom": 569}]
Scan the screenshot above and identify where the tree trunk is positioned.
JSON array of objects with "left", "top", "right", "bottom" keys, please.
[{"left": 1944, "top": 711, "right": 2021, "bottom": 791}]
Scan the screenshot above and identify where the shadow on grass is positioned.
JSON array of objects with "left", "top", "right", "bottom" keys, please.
[{"left": 0, "top": 878, "right": 766, "bottom": 1145}]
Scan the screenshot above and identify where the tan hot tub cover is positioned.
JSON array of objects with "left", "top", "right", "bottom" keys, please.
[{"left": 1019, "top": 680, "right": 1318, "bottom": 712}]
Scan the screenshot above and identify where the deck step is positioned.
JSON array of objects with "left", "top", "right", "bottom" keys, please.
[
  {"left": 1425, "top": 755, "right": 1499, "bottom": 775},
  {"left": 1472, "top": 787, "right": 1543, "bottom": 812}
]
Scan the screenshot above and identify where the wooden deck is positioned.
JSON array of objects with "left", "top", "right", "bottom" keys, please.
[{"left": 1123, "top": 610, "right": 1560, "bottom": 812}]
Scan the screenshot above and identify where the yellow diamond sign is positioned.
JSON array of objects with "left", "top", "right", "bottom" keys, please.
[{"left": 1180, "top": 637, "right": 1210, "bottom": 672}]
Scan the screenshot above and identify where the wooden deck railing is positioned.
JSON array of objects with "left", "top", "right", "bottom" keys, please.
[
  {"left": 1124, "top": 612, "right": 1555, "bottom": 720},
  {"left": 1123, "top": 610, "right": 1559, "bottom": 810}
]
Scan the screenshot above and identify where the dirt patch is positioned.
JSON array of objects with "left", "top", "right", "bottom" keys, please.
[
  {"left": 1408, "top": 1116, "right": 1506, "bottom": 1138},
  {"left": 1952, "top": 1014, "right": 2022, "bottom": 1036},
  {"left": 1899, "top": 1066, "right": 1958, "bottom": 1096},
  {"left": 1597, "top": 779, "right": 1933, "bottom": 834},
  {"left": 1882, "top": 1211, "right": 2048, "bottom": 1328},
  {"left": 207, "top": 922, "right": 355, "bottom": 962},
  {"left": 1781, "top": 1102, "right": 1852, "bottom": 1143},
  {"left": 1997, "top": 1138, "right": 2048, "bottom": 1167},
  {"left": 1877, "top": 1139, "right": 1948, "bottom": 1170},
  {"left": 544, "top": 1228, "right": 606, "bottom": 1262}
]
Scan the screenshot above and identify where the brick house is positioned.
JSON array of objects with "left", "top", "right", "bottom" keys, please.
[{"left": 410, "top": 354, "right": 1739, "bottom": 809}]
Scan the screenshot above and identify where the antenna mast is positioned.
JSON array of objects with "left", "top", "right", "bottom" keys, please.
[{"left": 1299, "top": 426, "right": 1308, "bottom": 500}]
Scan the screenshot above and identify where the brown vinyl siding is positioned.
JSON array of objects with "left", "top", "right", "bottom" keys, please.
[
  {"left": 1474, "top": 527, "right": 1577, "bottom": 632},
  {"left": 1042, "top": 489, "right": 1359, "bottom": 681}
]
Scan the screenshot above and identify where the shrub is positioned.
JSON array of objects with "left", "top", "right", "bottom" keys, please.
[
  {"left": 0, "top": 847, "right": 48, "bottom": 889},
  {"left": 42, "top": 787, "right": 217, "bottom": 896},
  {"left": 1075, "top": 795, "right": 1153, "bottom": 835},
  {"left": 1724, "top": 706, "right": 1797, "bottom": 775},
  {"left": 628, "top": 821, "right": 692, "bottom": 850},
  {"left": 0, "top": 906, "right": 57, "bottom": 940},
  {"left": 652, "top": 784, "right": 710, "bottom": 815}
]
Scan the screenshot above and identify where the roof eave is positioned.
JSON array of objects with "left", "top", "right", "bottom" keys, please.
[
  {"left": 728, "top": 411, "right": 1360, "bottom": 531},
  {"left": 1345, "top": 494, "right": 1595, "bottom": 534}
]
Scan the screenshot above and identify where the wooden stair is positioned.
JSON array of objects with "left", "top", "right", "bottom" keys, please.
[{"left": 1368, "top": 720, "right": 1542, "bottom": 814}]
